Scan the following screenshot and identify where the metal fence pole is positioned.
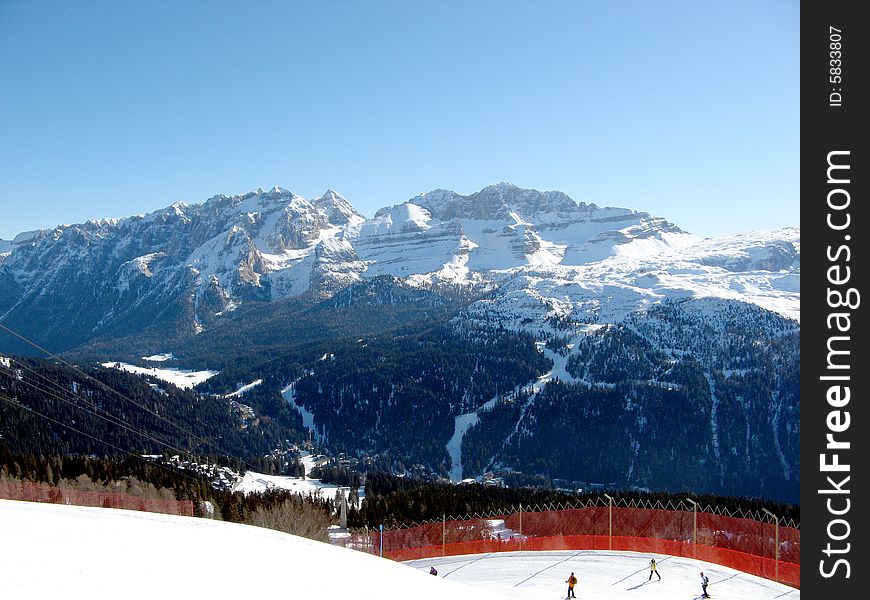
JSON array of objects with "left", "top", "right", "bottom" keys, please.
[
  {"left": 442, "top": 512, "right": 446, "bottom": 556},
  {"left": 762, "top": 508, "right": 779, "bottom": 582},
  {"left": 379, "top": 524, "right": 384, "bottom": 558},
  {"left": 603, "top": 494, "right": 613, "bottom": 550},
  {"left": 685, "top": 498, "right": 698, "bottom": 558}
]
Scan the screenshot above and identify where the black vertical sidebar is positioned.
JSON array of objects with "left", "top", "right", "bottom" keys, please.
[{"left": 801, "top": 0, "right": 867, "bottom": 596}]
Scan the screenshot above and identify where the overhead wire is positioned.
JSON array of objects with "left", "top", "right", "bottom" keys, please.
[
  {"left": 0, "top": 391, "right": 212, "bottom": 489},
  {"left": 0, "top": 322, "right": 281, "bottom": 474},
  {"left": 1, "top": 359, "right": 203, "bottom": 462}
]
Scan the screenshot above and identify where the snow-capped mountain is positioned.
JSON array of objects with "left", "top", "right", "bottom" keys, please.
[
  {"left": 0, "top": 182, "right": 799, "bottom": 355},
  {"left": 0, "top": 183, "right": 800, "bottom": 501},
  {"left": 0, "top": 186, "right": 362, "bottom": 348},
  {"left": 356, "top": 183, "right": 690, "bottom": 284}
]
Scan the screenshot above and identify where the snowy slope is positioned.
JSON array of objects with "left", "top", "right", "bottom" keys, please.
[
  {"left": 0, "top": 500, "right": 797, "bottom": 600},
  {"left": 0, "top": 500, "right": 509, "bottom": 600},
  {"left": 100, "top": 361, "right": 219, "bottom": 389},
  {"left": 407, "top": 550, "right": 799, "bottom": 599}
]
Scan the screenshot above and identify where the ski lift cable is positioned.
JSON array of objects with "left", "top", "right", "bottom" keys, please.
[
  {"left": 0, "top": 323, "right": 278, "bottom": 475},
  {"left": 1, "top": 361, "right": 202, "bottom": 463},
  {"left": 0, "top": 391, "right": 210, "bottom": 488}
]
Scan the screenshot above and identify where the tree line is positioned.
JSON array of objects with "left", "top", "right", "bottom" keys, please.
[
  {"left": 350, "top": 472, "right": 799, "bottom": 528},
  {"left": 0, "top": 446, "right": 334, "bottom": 540}
]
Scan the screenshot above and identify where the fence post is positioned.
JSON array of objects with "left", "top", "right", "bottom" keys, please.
[
  {"left": 518, "top": 503, "right": 523, "bottom": 537},
  {"left": 603, "top": 494, "right": 613, "bottom": 550},
  {"left": 442, "top": 512, "right": 446, "bottom": 556},
  {"left": 762, "top": 508, "right": 779, "bottom": 582},
  {"left": 379, "top": 524, "right": 384, "bottom": 558},
  {"left": 685, "top": 498, "right": 698, "bottom": 558}
]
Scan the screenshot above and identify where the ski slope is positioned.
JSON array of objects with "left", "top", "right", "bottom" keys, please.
[
  {"left": 406, "top": 550, "right": 799, "bottom": 599},
  {"left": 0, "top": 499, "right": 506, "bottom": 600},
  {"left": 0, "top": 500, "right": 799, "bottom": 600}
]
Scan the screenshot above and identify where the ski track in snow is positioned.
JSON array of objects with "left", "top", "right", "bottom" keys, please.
[
  {"left": 282, "top": 381, "right": 325, "bottom": 444},
  {"left": 447, "top": 395, "right": 502, "bottom": 482},
  {"left": 704, "top": 372, "right": 724, "bottom": 486},
  {"left": 483, "top": 345, "right": 577, "bottom": 474},
  {"left": 0, "top": 500, "right": 503, "bottom": 600},
  {"left": 225, "top": 378, "right": 263, "bottom": 397},
  {"left": 769, "top": 390, "right": 792, "bottom": 481}
]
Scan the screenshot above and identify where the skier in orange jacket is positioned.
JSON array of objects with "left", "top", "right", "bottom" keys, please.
[{"left": 565, "top": 572, "right": 578, "bottom": 598}]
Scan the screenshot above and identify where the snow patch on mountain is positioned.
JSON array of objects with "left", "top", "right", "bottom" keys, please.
[
  {"left": 705, "top": 372, "right": 724, "bottom": 486},
  {"left": 101, "top": 361, "right": 218, "bottom": 389},
  {"left": 225, "top": 379, "right": 263, "bottom": 397},
  {"left": 142, "top": 353, "right": 174, "bottom": 362},
  {"left": 232, "top": 470, "right": 362, "bottom": 504},
  {"left": 314, "top": 189, "right": 366, "bottom": 230},
  {"left": 309, "top": 237, "right": 368, "bottom": 295},
  {"left": 456, "top": 225, "right": 798, "bottom": 350}
]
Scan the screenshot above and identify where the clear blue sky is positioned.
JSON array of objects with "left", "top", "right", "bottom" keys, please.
[{"left": 0, "top": 0, "right": 798, "bottom": 240}]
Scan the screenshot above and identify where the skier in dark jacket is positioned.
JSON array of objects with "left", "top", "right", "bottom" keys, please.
[
  {"left": 648, "top": 558, "right": 661, "bottom": 580},
  {"left": 430, "top": 566, "right": 438, "bottom": 576}
]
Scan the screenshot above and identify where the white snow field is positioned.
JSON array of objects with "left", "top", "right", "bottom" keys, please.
[
  {"left": 232, "top": 469, "right": 364, "bottom": 505},
  {"left": 407, "top": 550, "right": 800, "bottom": 600},
  {"left": 100, "top": 361, "right": 219, "bottom": 389},
  {"left": 0, "top": 499, "right": 799, "bottom": 600},
  {"left": 0, "top": 499, "right": 507, "bottom": 600}
]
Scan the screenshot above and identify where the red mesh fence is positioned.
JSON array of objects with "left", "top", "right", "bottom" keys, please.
[
  {"left": 348, "top": 504, "right": 800, "bottom": 589},
  {"left": 0, "top": 480, "right": 194, "bottom": 517}
]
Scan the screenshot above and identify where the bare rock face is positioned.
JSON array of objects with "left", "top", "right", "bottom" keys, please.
[{"left": 308, "top": 237, "right": 367, "bottom": 298}]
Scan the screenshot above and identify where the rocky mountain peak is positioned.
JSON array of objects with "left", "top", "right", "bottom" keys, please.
[{"left": 314, "top": 189, "right": 365, "bottom": 226}]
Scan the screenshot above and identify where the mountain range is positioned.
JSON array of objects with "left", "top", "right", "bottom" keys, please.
[{"left": 0, "top": 183, "right": 800, "bottom": 502}]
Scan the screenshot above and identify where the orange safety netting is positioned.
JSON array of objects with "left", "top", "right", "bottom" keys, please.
[
  {"left": 0, "top": 480, "right": 195, "bottom": 517},
  {"left": 347, "top": 505, "right": 800, "bottom": 588}
]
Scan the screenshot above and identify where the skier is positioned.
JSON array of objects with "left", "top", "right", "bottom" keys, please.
[
  {"left": 565, "top": 571, "right": 578, "bottom": 599},
  {"left": 700, "top": 571, "right": 710, "bottom": 598},
  {"left": 648, "top": 558, "right": 661, "bottom": 581},
  {"left": 429, "top": 566, "right": 438, "bottom": 576}
]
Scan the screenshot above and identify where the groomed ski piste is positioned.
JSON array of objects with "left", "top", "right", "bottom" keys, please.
[
  {"left": 0, "top": 499, "right": 799, "bottom": 600},
  {"left": 406, "top": 551, "right": 799, "bottom": 599}
]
